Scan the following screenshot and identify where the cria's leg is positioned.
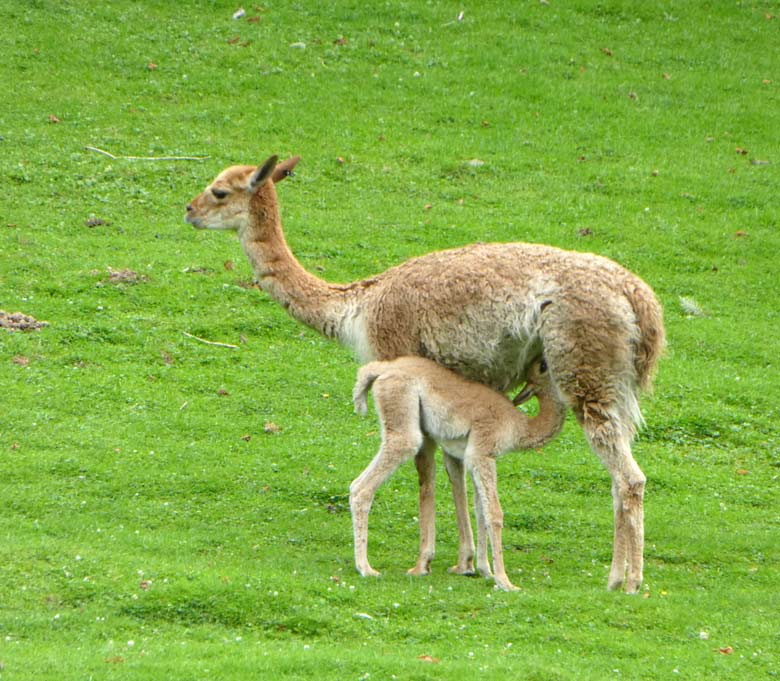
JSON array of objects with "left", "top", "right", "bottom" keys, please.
[
  {"left": 471, "top": 474, "right": 491, "bottom": 579},
  {"left": 408, "top": 438, "right": 437, "bottom": 576},
  {"left": 443, "top": 453, "right": 476, "bottom": 576},
  {"left": 350, "top": 440, "right": 417, "bottom": 577},
  {"left": 469, "top": 455, "right": 518, "bottom": 591},
  {"left": 349, "top": 376, "right": 423, "bottom": 578}
]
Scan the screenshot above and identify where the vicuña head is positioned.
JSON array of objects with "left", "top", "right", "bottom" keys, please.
[{"left": 185, "top": 155, "right": 300, "bottom": 232}]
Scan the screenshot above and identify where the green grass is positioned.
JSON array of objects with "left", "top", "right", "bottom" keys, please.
[{"left": 1, "top": 1, "right": 779, "bottom": 678}]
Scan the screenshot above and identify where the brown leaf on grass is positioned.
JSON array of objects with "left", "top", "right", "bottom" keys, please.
[
  {"left": 336, "top": 156, "right": 346, "bottom": 164},
  {"left": 12, "top": 356, "right": 30, "bottom": 366},
  {"left": 734, "top": 230, "right": 748, "bottom": 237},
  {"left": 10, "top": 443, "right": 20, "bottom": 451},
  {"left": 227, "top": 36, "right": 241, "bottom": 44},
  {"left": 418, "top": 655, "right": 441, "bottom": 664},
  {"left": 161, "top": 351, "right": 175, "bottom": 366},
  {"left": 333, "top": 36, "right": 348, "bottom": 45},
  {"left": 48, "top": 114, "right": 61, "bottom": 124},
  {"left": 236, "top": 279, "right": 260, "bottom": 290},
  {"left": 224, "top": 260, "right": 235, "bottom": 271},
  {"left": 247, "top": 15, "right": 260, "bottom": 23},
  {"left": 146, "top": 62, "right": 158, "bottom": 71},
  {"left": 217, "top": 388, "right": 230, "bottom": 396},
  {"left": 85, "top": 217, "right": 110, "bottom": 228},
  {"left": 139, "top": 579, "right": 152, "bottom": 590},
  {"left": 263, "top": 422, "right": 281, "bottom": 433},
  {"left": 735, "top": 147, "right": 749, "bottom": 155},
  {"left": 578, "top": 228, "right": 593, "bottom": 237},
  {"left": 718, "top": 646, "right": 734, "bottom": 655},
  {"left": 736, "top": 468, "right": 749, "bottom": 475},
  {"left": 105, "top": 656, "right": 125, "bottom": 664},
  {"left": 241, "top": 434, "right": 252, "bottom": 441},
  {"left": 601, "top": 47, "right": 613, "bottom": 56}
]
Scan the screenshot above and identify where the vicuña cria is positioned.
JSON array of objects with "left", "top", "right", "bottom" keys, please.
[
  {"left": 351, "top": 355, "right": 565, "bottom": 591},
  {"left": 185, "top": 154, "right": 665, "bottom": 593}
]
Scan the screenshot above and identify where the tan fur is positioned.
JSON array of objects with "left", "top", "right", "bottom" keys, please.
[
  {"left": 185, "top": 155, "right": 666, "bottom": 593},
  {"left": 350, "top": 356, "right": 565, "bottom": 591}
]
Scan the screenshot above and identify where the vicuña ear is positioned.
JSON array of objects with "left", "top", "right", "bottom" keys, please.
[
  {"left": 249, "top": 155, "right": 280, "bottom": 190},
  {"left": 272, "top": 156, "right": 301, "bottom": 183}
]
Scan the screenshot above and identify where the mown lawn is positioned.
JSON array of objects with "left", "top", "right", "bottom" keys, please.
[{"left": 1, "top": 1, "right": 778, "bottom": 679}]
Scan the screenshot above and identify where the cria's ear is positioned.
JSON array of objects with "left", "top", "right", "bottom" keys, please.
[
  {"left": 249, "top": 155, "right": 279, "bottom": 190},
  {"left": 272, "top": 156, "right": 301, "bottom": 183}
]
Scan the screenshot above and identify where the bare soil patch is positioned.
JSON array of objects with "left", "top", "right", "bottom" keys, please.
[{"left": 0, "top": 310, "right": 49, "bottom": 332}]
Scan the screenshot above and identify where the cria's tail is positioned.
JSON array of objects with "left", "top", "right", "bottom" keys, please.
[
  {"left": 622, "top": 277, "right": 666, "bottom": 392},
  {"left": 353, "top": 362, "right": 387, "bottom": 415}
]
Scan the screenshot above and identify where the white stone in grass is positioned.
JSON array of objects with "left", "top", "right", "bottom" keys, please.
[{"left": 679, "top": 296, "right": 705, "bottom": 317}]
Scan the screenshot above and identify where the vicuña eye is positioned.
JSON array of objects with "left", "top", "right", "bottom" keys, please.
[{"left": 211, "top": 188, "right": 229, "bottom": 200}]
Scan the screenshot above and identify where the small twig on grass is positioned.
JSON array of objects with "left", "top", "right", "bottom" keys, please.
[
  {"left": 85, "top": 146, "right": 209, "bottom": 162},
  {"left": 183, "top": 331, "right": 239, "bottom": 349}
]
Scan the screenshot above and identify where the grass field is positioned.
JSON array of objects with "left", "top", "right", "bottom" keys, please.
[{"left": 1, "top": 1, "right": 779, "bottom": 679}]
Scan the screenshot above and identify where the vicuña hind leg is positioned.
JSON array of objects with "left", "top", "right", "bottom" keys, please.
[
  {"left": 585, "top": 422, "right": 645, "bottom": 593},
  {"left": 408, "top": 438, "right": 438, "bottom": 576},
  {"left": 443, "top": 453, "right": 476, "bottom": 575},
  {"left": 471, "top": 472, "right": 491, "bottom": 579},
  {"left": 350, "top": 377, "right": 423, "bottom": 578}
]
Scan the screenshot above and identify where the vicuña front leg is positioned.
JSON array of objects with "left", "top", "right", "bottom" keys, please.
[{"left": 469, "top": 455, "right": 519, "bottom": 592}]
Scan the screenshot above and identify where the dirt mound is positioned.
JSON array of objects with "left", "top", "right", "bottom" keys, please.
[{"left": 0, "top": 310, "right": 49, "bottom": 332}]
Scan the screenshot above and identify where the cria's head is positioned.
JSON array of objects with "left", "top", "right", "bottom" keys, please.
[{"left": 513, "top": 356, "right": 553, "bottom": 405}]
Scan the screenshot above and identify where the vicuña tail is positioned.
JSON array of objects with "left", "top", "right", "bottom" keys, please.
[{"left": 352, "top": 362, "right": 385, "bottom": 415}]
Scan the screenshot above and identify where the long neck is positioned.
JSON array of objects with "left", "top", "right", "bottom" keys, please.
[
  {"left": 511, "top": 392, "right": 566, "bottom": 450},
  {"left": 238, "top": 183, "right": 350, "bottom": 339}
]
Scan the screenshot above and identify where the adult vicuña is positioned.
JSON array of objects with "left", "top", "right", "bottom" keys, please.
[
  {"left": 185, "top": 154, "right": 665, "bottom": 593},
  {"left": 351, "top": 355, "right": 566, "bottom": 591}
]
